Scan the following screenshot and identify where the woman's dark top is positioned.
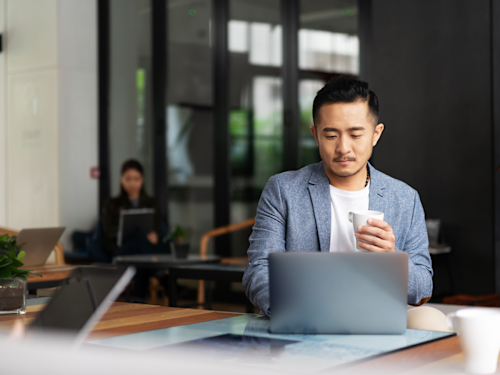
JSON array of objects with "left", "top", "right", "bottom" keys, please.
[{"left": 102, "top": 194, "right": 162, "bottom": 253}]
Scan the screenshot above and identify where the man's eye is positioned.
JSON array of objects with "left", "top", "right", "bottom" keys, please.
[
  {"left": 325, "top": 135, "right": 337, "bottom": 139},
  {"left": 352, "top": 134, "right": 362, "bottom": 138}
]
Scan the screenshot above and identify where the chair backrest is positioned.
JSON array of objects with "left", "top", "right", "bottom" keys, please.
[
  {"left": 0, "top": 226, "right": 65, "bottom": 265},
  {"left": 199, "top": 218, "right": 255, "bottom": 256}
]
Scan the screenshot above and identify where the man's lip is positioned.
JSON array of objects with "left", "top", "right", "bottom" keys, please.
[{"left": 336, "top": 160, "right": 354, "bottom": 164}]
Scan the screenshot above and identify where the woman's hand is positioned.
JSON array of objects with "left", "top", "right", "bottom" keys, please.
[{"left": 147, "top": 231, "right": 158, "bottom": 245}]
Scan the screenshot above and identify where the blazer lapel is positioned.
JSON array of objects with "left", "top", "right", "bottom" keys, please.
[
  {"left": 308, "top": 162, "right": 331, "bottom": 252},
  {"left": 368, "top": 163, "right": 387, "bottom": 214}
]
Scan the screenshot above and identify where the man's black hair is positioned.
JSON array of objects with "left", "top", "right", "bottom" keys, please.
[{"left": 312, "top": 75, "right": 379, "bottom": 126}]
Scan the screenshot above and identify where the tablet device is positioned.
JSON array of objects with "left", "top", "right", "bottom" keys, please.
[
  {"left": 17, "top": 227, "right": 66, "bottom": 267},
  {"left": 29, "top": 266, "right": 135, "bottom": 344},
  {"left": 269, "top": 252, "right": 408, "bottom": 334},
  {"left": 117, "top": 208, "right": 155, "bottom": 247}
]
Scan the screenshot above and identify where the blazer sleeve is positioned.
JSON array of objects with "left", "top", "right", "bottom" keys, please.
[
  {"left": 401, "top": 191, "right": 434, "bottom": 305},
  {"left": 242, "top": 176, "right": 287, "bottom": 316}
]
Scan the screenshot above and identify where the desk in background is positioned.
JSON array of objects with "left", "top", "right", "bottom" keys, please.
[{"left": 168, "top": 263, "right": 252, "bottom": 311}]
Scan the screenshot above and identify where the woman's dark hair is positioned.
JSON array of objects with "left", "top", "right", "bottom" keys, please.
[
  {"left": 119, "top": 159, "right": 147, "bottom": 199},
  {"left": 312, "top": 75, "right": 379, "bottom": 126}
]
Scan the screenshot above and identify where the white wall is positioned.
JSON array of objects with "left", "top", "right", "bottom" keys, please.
[
  {"left": 1, "top": 0, "right": 98, "bottom": 250},
  {"left": 5, "top": 0, "right": 59, "bottom": 229},
  {"left": 58, "top": 0, "right": 98, "bottom": 248}
]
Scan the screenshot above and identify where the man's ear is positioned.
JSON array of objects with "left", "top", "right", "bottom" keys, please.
[
  {"left": 310, "top": 125, "right": 319, "bottom": 146},
  {"left": 372, "top": 123, "right": 384, "bottom": 146}
]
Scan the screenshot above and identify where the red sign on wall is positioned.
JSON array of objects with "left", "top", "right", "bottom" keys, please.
[{"left": 90, "top": 166, "right": 101, "bottom": 179}]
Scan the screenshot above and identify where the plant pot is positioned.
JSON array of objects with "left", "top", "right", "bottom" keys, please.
[
  {"left": 0, "top": 278, "right": 26, "bottom": 315},
  {"left": 170, "top": 243, "right": 190, "bottom": 259}
]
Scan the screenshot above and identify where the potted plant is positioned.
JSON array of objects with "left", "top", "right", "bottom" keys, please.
[
  {"left": 164, "top": 225, "right": 190, "bottom": 259},
  {"left": 0, "top": 234, "right": 41, "bottom": 315}
]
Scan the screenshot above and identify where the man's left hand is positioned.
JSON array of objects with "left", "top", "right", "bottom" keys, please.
[{"left": 355, "top": 219, "right": 396, "bottom": 252}]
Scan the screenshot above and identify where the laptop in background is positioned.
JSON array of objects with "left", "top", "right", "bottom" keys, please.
[
  {"left": 17, "top": 227, "right": 66, "bottom": 267},
  {"left": 269, "top": 252, "right": 408, "bottom": 335},
  {"left": 29, "top": 266, "right": 136, "bottom": 344},
  {"left": 117, "top": 209, "right": 154, "bottom": 247}
]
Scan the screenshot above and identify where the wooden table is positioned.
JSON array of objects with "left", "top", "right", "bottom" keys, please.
[
  {"left": 0, "top": 302, "right": 239, "bottom": 341},
  {"left": 27, "top": 264, "right": 79, "bottom": 292},
  {"left": 0, "top": 302, "right": 468, "bottom": 373}
]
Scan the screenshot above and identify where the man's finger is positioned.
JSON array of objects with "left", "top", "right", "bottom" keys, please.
[
  {"left": 366, "top": 218, "right": 390, "bottom": 230},
  {"left": 357, "top": 225, "right": 387, "bottom": 239},
  {"left": 357, "top": 240, "right": 386, "bottom": 252}
]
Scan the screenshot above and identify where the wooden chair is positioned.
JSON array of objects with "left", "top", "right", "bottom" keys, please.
[
  {"left": 197, "top": 218, "right": 255, "bottom": 307},
  {"left": 0, "top": 226, "right": 65, "bottom": 265}
]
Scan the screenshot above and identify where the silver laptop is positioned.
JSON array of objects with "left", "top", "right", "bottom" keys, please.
[
  {"left": 269, "top": 252, "right": 408, "bottom": 334},
  {"left": 17, "top": 227, "right": 66, "bottom": 267}
]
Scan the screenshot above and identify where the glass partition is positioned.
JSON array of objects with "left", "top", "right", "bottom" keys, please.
[
  {"left": 108, "top": 0, "right": 153, "bottom": 196},
  {"left": 166, "top": 0, "right": 213, "bottom": 254},
  {"left": 299, "top": 0, "right": 359, "bottom": 167},
  {"left": 229, "top": 0, "right": 283, "bottom": 257}
]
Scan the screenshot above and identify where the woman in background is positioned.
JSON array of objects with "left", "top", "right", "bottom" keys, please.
[
  {"left": 102, "top": 159, "right": 162, "bottom": 255},
  {"left": 101, "top": 159, "right": 165, "bottom": 302}
]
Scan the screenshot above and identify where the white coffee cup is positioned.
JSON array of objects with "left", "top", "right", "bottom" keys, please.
[
  {"left": 347, "top": 210, "right": 384, "bottom": 251},
  {"left": 447, "top": 308, "right": 500, "bottom": 374}
]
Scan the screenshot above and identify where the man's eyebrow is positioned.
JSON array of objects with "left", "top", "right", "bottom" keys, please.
[{"left": 322, "top": 126, "right": 366, "bottom": 132}]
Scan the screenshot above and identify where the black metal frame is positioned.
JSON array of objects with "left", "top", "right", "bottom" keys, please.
[
  {"left": 358, "top": 0, "right": 373, "bottom": 84},
  {"left": 212, "top": 0, "right": 231, "bottom": 257},
  {"left": 492, "top": 0, "right": 500, "bottom": 292},
  {"left": 97, "top": 0, "right": 111, "bottom": 210},
  {"left": 282, "top": 0, "right": 301, "bottom": 172},
  {"left": 151, "top": 0, "right": 169, "bottom": 226}
]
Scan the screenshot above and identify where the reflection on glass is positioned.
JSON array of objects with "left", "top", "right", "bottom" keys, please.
[
  {"left": 229, "top": 0, "right": 282, "bottom": 258},
  {"left": 109, "top": 0, "right": 153, "bottom": 195},
  {"left": 299, "top": 0, "right": 358, "bottom": 167},
  {"left": 300, "top": 79, "right": 324, "bottom": 167},
  {"left": 299, "top": 29, "right": 358, "bottom": 74},
  {"left": 228, "top": 20, "right": 282, "bottom": 66},
  {"left": 167, "top": 0, "right": 213, "bottom": 254}
]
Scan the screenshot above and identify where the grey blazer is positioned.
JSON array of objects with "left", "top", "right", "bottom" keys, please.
[{"left": 242, "top": 161, "right": 433, "bottom": 316}]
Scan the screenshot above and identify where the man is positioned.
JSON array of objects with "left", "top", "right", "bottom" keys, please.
[{"left": 242, "top": 76, "right": 433, "bottom": 316}]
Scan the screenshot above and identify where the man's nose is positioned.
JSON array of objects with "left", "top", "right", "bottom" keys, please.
[{"left": 336, "top": 136, "right": 351, "bottom": 154}]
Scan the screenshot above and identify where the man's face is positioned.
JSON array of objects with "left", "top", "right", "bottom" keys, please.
[{"left": 310, "top": 101, "right": 384, "bottom": 180}]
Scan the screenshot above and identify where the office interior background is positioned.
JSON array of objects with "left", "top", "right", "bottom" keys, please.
[{"left": 0, "top": 0, "right": 499, "bottom": 301}]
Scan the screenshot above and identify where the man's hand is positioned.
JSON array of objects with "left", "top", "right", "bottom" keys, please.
[
  {"left": 355, "top": 218, "right": 395, "bottom": 252},
  {"left": 147, "top": 231, "right": 158, "bottom": 245}
]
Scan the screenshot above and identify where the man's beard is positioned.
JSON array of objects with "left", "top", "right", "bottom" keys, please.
[{"left": 329, "top": 161, "right": 366, "bottom": 178}]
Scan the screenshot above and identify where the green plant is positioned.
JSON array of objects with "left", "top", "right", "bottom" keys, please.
[
  {"left": 163, "top": 224, "right": 188, "bottom": 244},
  {"left": 0, "top": 234, "right": 24, "bottom": 252},
  {"left": 0, "top": 234, "right": 41, "bottom": 280}
]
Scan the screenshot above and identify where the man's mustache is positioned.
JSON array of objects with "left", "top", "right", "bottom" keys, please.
[{"left": 333, "top": 157, "right": 356, "bottom": 162}]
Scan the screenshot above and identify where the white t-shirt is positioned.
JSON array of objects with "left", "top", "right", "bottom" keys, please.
[{"left": 329, "top": 182, "right": 370, "bottom": 252}]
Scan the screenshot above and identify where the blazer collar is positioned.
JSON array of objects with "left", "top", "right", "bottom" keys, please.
[
  {"left": 367, "top": 162, "right": 387, "bottom": 214},
  {"left": 306, "top": 161, "right": 387, "bottom": 252}
]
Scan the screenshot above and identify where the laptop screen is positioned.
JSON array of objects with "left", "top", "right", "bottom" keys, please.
[{"left": 29, "top": 266, "right": 135, "bottom": 337}]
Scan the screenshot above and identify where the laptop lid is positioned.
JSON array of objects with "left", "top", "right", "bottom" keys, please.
[
  {"left": 28, "top": 266, "right": 135, "bottom": 344},
  {"left": 117, "top": 209, "right": 155, "bottom": 247},
  {"left": 269, "top": 252, "right": 408, "bottom": 335},
  {"left": 17, "top": 227, "right": 66, "bottom": 267}
]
